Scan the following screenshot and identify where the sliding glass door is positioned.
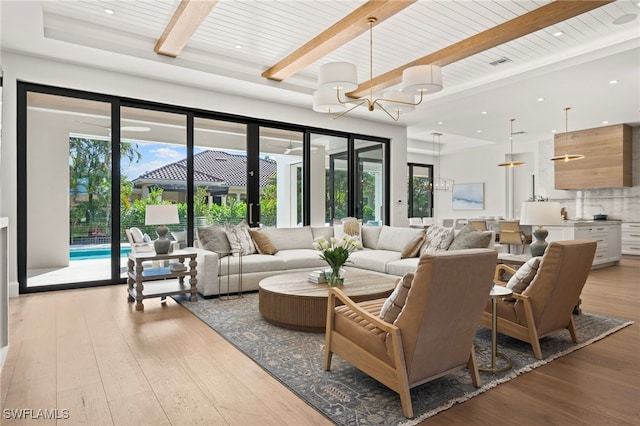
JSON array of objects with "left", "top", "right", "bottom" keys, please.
[
  {"left": 355, "top": 140, "right": 385, "bottom": 225},
  {"left": 24, "top": 92, "right": 114, "bottom": 289}
]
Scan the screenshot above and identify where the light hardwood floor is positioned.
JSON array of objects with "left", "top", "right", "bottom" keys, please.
[{"left": 2, "top": 257, "right": 639, "bottom": 425}]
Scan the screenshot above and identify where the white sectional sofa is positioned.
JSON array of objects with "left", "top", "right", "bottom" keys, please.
[{"left": 190, "top": 223, "right": 495, "bottom": 298}]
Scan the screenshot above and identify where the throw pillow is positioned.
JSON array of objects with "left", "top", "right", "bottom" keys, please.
[
  {"left": 448, "top": 225, "right": 493, "bottom": 250},
  {"left": 197, "top": 224, "right": 231, "bottom": 257},
  {"left": 422, "top": 225, "right": 455, "bottom": 254},
  {"left": 224, "top": 222, "right": 256, "bottom": 256},
  {"left": 400, "top": 229, "right": 426, "bottom": 259},
  {"left": 506, "top": 257, "right": 542, "bottom": 294},
  {"left": 380, "top": 272, "right": 414, "bottom": 323},
  {"left": 142, "top": 233, "right": 151, "bottom": 243},
  {"left": 249, "top": 229, "right": 278, "bottom": 255},
  {"left": 130, "top": 227, "right": 144, "bottom": 243},
  {"left": 171, "top": 230, "right": 187, "bottom": 243},
  {"left": 334, "top": 219, "right": 363, "bottom": 249}
]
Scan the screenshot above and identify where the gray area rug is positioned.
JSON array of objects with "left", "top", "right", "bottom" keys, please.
[{"left": 174, "top": 292, "right": 632, "bottom": 426}]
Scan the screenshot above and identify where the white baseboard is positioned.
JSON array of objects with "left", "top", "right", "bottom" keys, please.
[{"left": 8, "top": 281, "right": 19, "bottom": 298}]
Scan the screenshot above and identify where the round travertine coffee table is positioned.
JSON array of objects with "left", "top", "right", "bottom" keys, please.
[{"left": 258, "top": 270, "right": 397, "bottom": 332}]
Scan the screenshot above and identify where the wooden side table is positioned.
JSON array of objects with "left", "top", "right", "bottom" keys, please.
[{"left": 127, "top": 249, "right": 198, "bottom": 311}]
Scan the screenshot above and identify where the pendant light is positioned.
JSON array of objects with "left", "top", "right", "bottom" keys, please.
[
  {"left": 551, "top": 107, "right": 585, "bottom": 162},
  {"left": 498, "top": 118, "right": 525, "bottom": 167}
]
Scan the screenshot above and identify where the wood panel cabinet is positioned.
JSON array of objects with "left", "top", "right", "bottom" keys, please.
[
  {"left": 546, "top": 221, "right": 621, "bottom": 269},
  {"left": 554, "top": 123, "right": 632, "bottom": 189}
]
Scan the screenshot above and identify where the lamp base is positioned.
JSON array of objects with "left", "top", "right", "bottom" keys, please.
[
  {"left": 530, "top": 226, "right": 549, "bottom": 257},
  {"left": 154, "top": 225, "right": 171, "bottom": 254}
]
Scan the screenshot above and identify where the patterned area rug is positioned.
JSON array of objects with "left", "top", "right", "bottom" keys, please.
[{"left": 174, "top": 292, "right": 632, "bottom": 426}]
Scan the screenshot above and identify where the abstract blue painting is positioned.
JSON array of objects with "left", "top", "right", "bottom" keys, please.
[{"left": 452, "top": 183, "right": 484, "bottom": 210}]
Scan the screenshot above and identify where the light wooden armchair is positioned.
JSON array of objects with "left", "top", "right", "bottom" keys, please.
[
  {"left": 481, "top": 240, "right": 596, "bottom": 359},
  {"left": 498, "top": 220, "right": 531, "bottom": 254},
  {"left": 324, "top": 249, "right": 497, "bottom": 418}
]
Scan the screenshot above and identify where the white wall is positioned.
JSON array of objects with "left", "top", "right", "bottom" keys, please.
[{"left": 0, "top": 52, "right": 408, "bottom": 293}]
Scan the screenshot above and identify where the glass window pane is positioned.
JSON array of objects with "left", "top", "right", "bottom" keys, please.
[{"left": 309, "top": 134, "right": 348, "bottom": 226}]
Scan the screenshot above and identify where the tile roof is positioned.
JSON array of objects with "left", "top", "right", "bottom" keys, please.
[{"left": 132, "top": 150, "right": 276, "bottom": 188}]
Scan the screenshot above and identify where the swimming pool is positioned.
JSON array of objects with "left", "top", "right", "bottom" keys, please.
[{"left": 69, "top": 245, "right": 131, "bottom": 261}]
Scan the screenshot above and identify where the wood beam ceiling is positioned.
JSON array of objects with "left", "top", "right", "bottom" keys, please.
[
  {"left": 154, "top": 0, "right": 219, "bottom": 58},
  {"left": 348, "top": 0, "right": 614, "bottom": 98},
  {"left": 261, "top": 0, "right": 416, "bottom": 82}
]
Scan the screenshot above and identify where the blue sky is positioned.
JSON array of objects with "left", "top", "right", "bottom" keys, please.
[{"left": 121, "top": 141, "right": 192, "bottom": 180}]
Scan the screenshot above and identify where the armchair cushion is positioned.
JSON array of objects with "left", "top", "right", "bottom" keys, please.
[
  {"left": 379, "top": 273, "right": 414, "bottom": 323},
  {"left": 506, "top": 257, "right": 542, "bottom": 294}
]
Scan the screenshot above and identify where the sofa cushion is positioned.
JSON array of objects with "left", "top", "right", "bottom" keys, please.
[
  {"left": 197, "top": 224, "right": 231, "bottom": 257},
  {"left": 448, "top": 225, "right": 493, "bottom": 250},
  {"left": 224, "top": 222, "right": 256, "bottom": 256},
  {"left": 249, "top": 229, "right": 278, "bottom": 255},
  {"left": 361, "top": 226, "right": 382, "bottom": 249},
  {"left": 218, "top": 253, "right": 285, "bottom": 275},
  {"left": 506, "top": 257, "right": 542, "bottom": 294},
  {"left": 422, "top": 225, "right": 455, "bottom": 254},
  {"left": 376, "top": 226, "right": 424, "bottom": 252},
  {"left": 274, "top": 249, "right": 328, "bottom": 269},
  {"left": 260, "top": 226, "right": 314, "bottom": 251},
  {"left": 400, "top": 229, "right": 426, "bottom": 259},
  {"left": 311, "top": 226, "right": 334, "bottom": 241},
  {"left": 349, "top": 249, "right": 401, "bottom": 273},
  {"left": 385, "top": 257, "right": 419, "bottom": 277},
  {"left": 380, "top": 273, "right": 414, "bottom": 323}
]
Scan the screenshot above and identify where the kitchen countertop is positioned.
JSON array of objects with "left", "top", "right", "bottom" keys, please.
[{"left": 553, "top": 220, "right": 622, "bottom": 226}]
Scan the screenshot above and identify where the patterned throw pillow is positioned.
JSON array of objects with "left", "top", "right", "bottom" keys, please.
[
  {"left": 448, "top": 224, "right": 493, "bottom": 250},
  {"left": 197, "top": 224, "right": 231, "bottom": 257},
  {"left": 224, "top": 222, "right": 256, "bottom": 256},
  {"left": 506, "top": 257, "right": 542, "bottom": 294},
  {"left": 400, "top": 229, "right": 426, "bottom": 259},
  {"left": 249, "top": 229, "right": 278, "bottom": 255},
  {"left": 422, "top": 225, "right": 455, "bottom": 254},
  {"left": 380, "top": 273, "right": 414, "bottom": 323}
]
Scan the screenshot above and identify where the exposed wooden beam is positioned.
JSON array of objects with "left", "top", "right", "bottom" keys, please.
[
  {"left": 349, "top": 0, "right": 614, "bottom": 98},
  {"left": 261, "top": 0, "right": 416, "bottom": 82},
  {"left": 154, "top": 0, "right": 219, "bottom": 58}
]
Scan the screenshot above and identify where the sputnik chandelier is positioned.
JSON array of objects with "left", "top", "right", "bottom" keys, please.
[
  {"left": 432, "top": 132, "right": 454, "bottom": 192},
  {"left": 313, "top": 17, "right": 443, "bottom": 121}
]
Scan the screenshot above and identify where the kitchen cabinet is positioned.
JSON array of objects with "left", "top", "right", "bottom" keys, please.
[
  {"left": 545, "top": 221, "right": 621, "bottom": 269},
  {"left": 621, "top": 222, "right": 640, "bottom": 256}
]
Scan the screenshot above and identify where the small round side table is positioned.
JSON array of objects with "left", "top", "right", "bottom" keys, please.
[{"left": 479, "top": 285, "right": 513, "bottom": 374}]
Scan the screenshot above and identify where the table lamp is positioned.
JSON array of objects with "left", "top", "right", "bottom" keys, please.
[
  {"left": 145, "top": 204, "right": 180, "bottom": 254},
  {"left": 520, "top": 201, "right": 562, "bottom": 257}
]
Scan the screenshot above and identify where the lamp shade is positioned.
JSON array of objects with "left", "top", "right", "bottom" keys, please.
[
  {"left": 519, "top": 202, "right": 563, "bottom": 226},
  {"left": 318, "top": 62, "right": 358, "bottom": 91},
  {"left": 313, "top": 89, "right": 347, "bottom": 113},
  {"left": 145, "top": 204, "right": 180, "bottom": 226},
  {"left": 402, "top": 65, "right": 443, "bottom": 94},
  {"left": 382, "top": 91, "right": 416, "bottom": 113}
]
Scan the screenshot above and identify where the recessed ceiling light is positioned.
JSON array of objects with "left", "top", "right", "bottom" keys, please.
[
  {"left": 481, "top": 111, "right": 487, "bottom": 115},
  {"left": 104, "top": 8, "right": 114, "bottom": 15},
  {"left": 234, "top": 44, "right": 243, "bottom": 49},
  {"left": 612, "top": 14, "right": 637, "bottom": 25},
  {"left": 437, "top": 121, "right": 443, "bottom": 125},
  {"left": 537, "top": 97, "right": 544, "bottom": 102},
  {"left": 609, "top": 79, "right": 619, "bottom": 85},
  {"left": 602, "top": 120, "right": 609, "bottom": 124},
  {"left": 551, "top": 130, "right": 557, "bottom": 133},
  {"left": 476, "top": 130, "right": 482, "bottom": 133},
  {"left": 553, "top": 31, "right": 563, "bottom": 37}
]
